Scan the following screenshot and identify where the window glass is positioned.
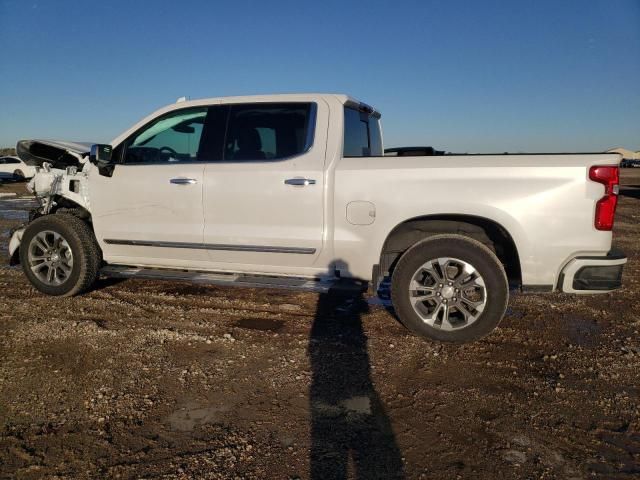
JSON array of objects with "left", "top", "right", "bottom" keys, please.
[
  {"left": 224, "top": 103, "right": 314, "bottom": 161},
  {"left": 369, "top": 117, "right": 383, "bottom": 156},
  {"left": 343, "top": 107, "right": 370, "bottom": 157},
  {"left": 343, "top": 107, "right": 383, "bottom": 157},
  {"left": 256, "top": 127, "right": 277, "bottom": 159},
  {"left": 197, "top": 106, "right": 228, "bottom": 162},
  {"left": 124, "top": 108, "right": 207, "bottom": 164}
]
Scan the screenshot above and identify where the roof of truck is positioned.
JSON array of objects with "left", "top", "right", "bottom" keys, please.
[
  {"left": 170, "top": 93, "right": 380, "bottom": 117},
  {"left": 174, "top": 93, "right": 362, "bottom": 106}
]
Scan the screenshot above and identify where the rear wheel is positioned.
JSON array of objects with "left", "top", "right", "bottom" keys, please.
[
  {"left": 390, "top": 234, "right": 508, "bottom": 343},
  {"left": 13, "top": 169, "right": 25, "bottom": 181},
  {"left": 19, "top": 214, "right": 100, "bottom": 296}
]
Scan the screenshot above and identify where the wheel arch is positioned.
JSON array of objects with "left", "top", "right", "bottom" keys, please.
[
  {"left": 50, "top": 196, "right": 92, "bottom": 222},
  {"left": 376, "top": 214, "right": 522, "bottom": 289}
]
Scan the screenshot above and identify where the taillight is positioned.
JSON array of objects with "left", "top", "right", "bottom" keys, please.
[{"left": 589, "top": 165, "right": 619, "bottom": 231}]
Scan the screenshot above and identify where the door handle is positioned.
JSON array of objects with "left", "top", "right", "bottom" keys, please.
[
  {"left": 170, "top": 178, "right": 197, "bottom": 185},
  {"left": 284, "top": 178, "right": 316, "bottom": 186}
]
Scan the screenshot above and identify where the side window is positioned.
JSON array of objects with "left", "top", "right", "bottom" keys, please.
[
  {"left": 343, "top": 107, "right": 369, "bottom": 157},
  {"left": 343, "top": 107, "right": 383, "bottom": 157},
  {"left": 224, "top": 103, "right": 315, "bottom": 161},
  {"left": 368, "top": 117, "right": 383, "bottom": 156},
  {"left": 123, "top": 108, "right": 208, "bottom": 164}
]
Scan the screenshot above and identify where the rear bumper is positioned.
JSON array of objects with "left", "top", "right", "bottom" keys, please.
[{"left": 558, "top": 249, "right": 627, "bottom": 294}]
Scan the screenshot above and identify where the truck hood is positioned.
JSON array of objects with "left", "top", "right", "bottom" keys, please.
[{"left": 16, "top": 139, "right": 94, "bottom": 169}]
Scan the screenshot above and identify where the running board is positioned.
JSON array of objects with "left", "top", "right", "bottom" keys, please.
[{"left": 99, "top": 265, "right": 365, "bottom": 294}]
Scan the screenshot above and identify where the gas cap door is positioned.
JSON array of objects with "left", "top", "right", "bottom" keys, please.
[{"left": 346, "top": 201, "right": 376, "bottom": 225}]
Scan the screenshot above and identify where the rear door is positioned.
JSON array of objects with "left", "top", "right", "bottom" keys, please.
[{"left": 201, "top": 100, "right": 329, "bottom": 275}]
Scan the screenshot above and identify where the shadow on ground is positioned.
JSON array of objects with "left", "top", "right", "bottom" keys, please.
[{"left": 309, "top": 277, "right": 404, "bottom": 479}]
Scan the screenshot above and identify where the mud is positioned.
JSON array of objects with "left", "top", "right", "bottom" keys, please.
[{"left": 0, "top": 170, "right": 639, "bottom": 479}]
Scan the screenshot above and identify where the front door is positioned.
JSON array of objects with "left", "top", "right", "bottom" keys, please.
[{"left": 90, "top": 107, "right": 209, "bottom": 268}]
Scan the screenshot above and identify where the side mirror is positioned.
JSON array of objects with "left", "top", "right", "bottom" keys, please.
[
  {"left": 89, "top": 144, "right": 113, "bottom": 165},
  {"left": 89, "top": 144, "right": 115, "bottom": 177}
]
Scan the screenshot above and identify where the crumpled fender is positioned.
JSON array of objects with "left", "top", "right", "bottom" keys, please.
[{"left": 8, "top": 226, "right": 25, "bottom": 266}]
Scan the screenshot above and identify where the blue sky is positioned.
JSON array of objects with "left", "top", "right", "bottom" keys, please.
[{"left": 0, "top": 0, "right": 638, "bottom": 152}]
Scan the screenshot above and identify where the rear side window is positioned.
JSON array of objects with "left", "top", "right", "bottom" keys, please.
[
  {"left": 343, "top": 107, "right": 383, "bottom": 157},
  {"left": 224, "top": 103, "right": 315, "bottom": 161}
]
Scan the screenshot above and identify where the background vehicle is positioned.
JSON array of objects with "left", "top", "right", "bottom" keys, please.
[
  {"left": 621, "top": 159, "right": 640, "bottom": 168},
  {"left": 7, "top": 94, "right": 627, "bottom": 342},
  {"left": 0, "top": 155, "right": 37, "bottom": 181}
]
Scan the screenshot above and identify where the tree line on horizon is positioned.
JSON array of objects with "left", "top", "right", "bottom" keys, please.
[{"left": 0, "top": 147, "right": 17, "bottom": 156}]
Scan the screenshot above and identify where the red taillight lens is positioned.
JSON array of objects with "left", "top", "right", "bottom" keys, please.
[{"left": 589, "top": 165, "right": 619, "bottom": 231}]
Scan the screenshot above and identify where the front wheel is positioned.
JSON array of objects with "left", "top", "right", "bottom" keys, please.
[
  {"left": 19, "top": 214, "right": 101, "bottom": 296},
  {"left": 390, "top": 234, "right": 509, "bottom": 343},
  {"left": 13, "top": 169, "right": 25, "bottom": 181}
]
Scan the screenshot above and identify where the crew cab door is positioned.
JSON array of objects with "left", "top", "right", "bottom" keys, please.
[
  {"left": 89, "top": 107, "right": 209, "bottom": 267},
  {"left": 201, "top": 100, "right": 328, "bottom": 275}
]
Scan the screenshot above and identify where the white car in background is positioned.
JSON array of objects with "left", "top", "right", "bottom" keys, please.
[{"left": 0, "top": 156, "right": 37, "bottom": 181}]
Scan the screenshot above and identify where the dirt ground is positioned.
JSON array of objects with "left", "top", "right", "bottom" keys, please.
[{"left": 0, "top": 170, "right": 638, "bottom": 480}]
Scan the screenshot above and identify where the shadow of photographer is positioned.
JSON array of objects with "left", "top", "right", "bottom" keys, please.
[{"left": 308, "top": 262, "right": 404, "bottom": 479}]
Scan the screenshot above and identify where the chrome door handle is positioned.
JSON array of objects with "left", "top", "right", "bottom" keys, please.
[
  {"left": 170, "top": 178, "right": 197, "bottom": 185},
  {"left": 284, "top": 178, "right": 316, "bottom": 186}
]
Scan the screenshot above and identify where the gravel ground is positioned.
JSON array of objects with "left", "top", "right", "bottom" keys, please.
[{"left": 0, "top": 170, "right": 638, "bottom": 479}]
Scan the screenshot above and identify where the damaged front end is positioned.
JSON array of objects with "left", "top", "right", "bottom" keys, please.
[{"left": 8, "top": 140, "right": 94, "bottom": 266}]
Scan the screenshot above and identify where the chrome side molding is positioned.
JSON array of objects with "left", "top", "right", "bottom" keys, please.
[{"left": 103, "top": 239, "right": 316, "bottom": 255}]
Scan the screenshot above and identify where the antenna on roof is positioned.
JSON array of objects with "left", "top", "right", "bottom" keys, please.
[{"left": 176, "top": 96, "right": 188, "bottom": 103}]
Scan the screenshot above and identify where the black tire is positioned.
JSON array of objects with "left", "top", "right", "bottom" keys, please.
[
  {"left": 19, "top": 214, "right": 101, "bottom": 296},
  {"left": 390, "top": 234, "right": 508, "bottom": 343},
  {"left": 13, "top": 170, "right": 25, "bottom": 181}
]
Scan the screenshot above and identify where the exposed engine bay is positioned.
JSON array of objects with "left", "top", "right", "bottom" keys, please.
[
  {"left": 26, "top": 162, "right": 91, "bottom": 216},
  {"left": 8, "top": 140, "right": 94, "bottom": 265}
]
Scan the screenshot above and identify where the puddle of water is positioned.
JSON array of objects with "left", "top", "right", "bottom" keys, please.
[
  {"left": 166, "top": 401, "right": 230, "bottom": 431},
  {"left": 0, "top": 197, "right": 37, "bottom": 222},
  {"left": 367, "top": 278, "right": 392, "bottom": 306},
  {"left": 1, "top": 197, "right": 37, "bottom": 205},
  {"left": 505, "top": 307, "right": 525, "bottom": 319},
  {"left": 233, "top": 317, "right": 285, "bottom": 332},
  {"left": 566, "top": 315, "right": 602, "bottom": 346},
  {"left": 367, "top": 296, "right": 392, "bottom": 307},
  {"left": 0, "top": 209, "right": 28, "bottom": 221}
]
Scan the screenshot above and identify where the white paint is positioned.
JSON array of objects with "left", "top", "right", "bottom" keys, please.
[{"left": 10, "top": 93, "right": 624, "bottom": 292}]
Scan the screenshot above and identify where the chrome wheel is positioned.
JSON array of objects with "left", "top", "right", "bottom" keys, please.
[
  {"left": 408, "top": 257, "right": 486, "bottom": 331},
  {"left": 27, "top": 230, "right": 74, "bottom": 286}
]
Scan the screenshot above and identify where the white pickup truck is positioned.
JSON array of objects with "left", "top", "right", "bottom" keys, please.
[{"left": 8, "top": 94, "right": 627, "bottom": 342}]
